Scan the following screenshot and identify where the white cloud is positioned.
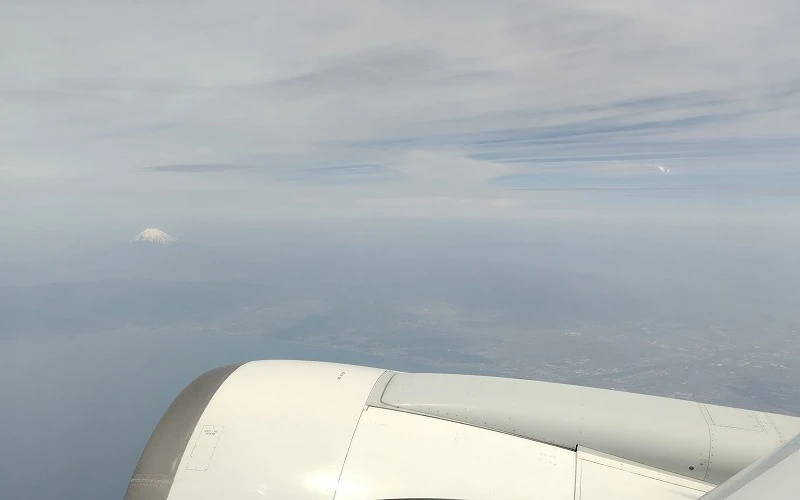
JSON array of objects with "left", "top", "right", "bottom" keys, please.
[{"left": 1, "top": 0, "right": 799, "bottom": 220}]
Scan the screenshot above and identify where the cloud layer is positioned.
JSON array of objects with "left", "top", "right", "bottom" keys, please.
[{"left": 2, "top": 0, "right": 799, "bottom": 222}]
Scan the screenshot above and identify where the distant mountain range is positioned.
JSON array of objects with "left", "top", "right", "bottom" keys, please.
[{"left": 1, "top": 230, "right": 261, "bottom": 284}]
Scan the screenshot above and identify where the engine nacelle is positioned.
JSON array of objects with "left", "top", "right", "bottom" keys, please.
[{"left": 125, "top": 360, "right": 800, "bottom": 500}]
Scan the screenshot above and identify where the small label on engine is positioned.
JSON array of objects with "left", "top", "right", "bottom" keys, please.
[{"left": 186, "top": 425, "right": 224, "bottom": 471}]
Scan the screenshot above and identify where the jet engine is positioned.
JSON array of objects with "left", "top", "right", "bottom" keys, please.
[{"left": 125, "top": 360, "right": 800, "bottom": 500}]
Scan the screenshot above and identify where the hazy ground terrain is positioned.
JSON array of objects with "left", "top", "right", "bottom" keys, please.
[
  {"left": 2, "top": 217, "right": 800, "bottom": 500},
  {"left": 3, "top": 218, "right": 799, "bottom": 408}
]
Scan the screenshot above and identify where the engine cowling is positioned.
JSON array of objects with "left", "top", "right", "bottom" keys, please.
[{"left": 125, "top": 360, "right": 800, "bottom": 500}]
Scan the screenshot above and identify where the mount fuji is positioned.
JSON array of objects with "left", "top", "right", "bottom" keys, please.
[{"left": 132, "top": 229, "right": 178, "bottom": 245}]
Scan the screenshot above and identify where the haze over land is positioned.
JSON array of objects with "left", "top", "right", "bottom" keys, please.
[
  {"left": 2, "top": 1, "right": 800, "bottom": 499},
  {"left": 4, "top": 219, "right": 799, "bottom": 409}
]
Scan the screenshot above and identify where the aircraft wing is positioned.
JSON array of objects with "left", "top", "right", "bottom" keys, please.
[
  {"left": 697, "top": 432, "right": 800, "bottom": 499},
  {"left": 124, "top": 360, "right": 800, "bottom": 500}
]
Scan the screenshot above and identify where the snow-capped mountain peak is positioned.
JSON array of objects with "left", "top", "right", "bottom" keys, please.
[{"left": 133, "top": 229, "right": 178, "bottom": 244}]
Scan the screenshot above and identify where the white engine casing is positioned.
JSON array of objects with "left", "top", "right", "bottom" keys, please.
[{"left": 125, "top": 360, "right": 800, "bottom": 500}]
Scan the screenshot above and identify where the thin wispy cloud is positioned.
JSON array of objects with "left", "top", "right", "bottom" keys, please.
[
  {"left": 1, "top": 0, "right": 799, "bottom": 222},
  {"left": 280, "top": 164, "right": 392, "bottom": 186},
  {"left": 141, "top": 164, "right": 253, "bottom": 173}
]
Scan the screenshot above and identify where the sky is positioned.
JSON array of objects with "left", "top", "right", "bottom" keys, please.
[{"left": 2, "top": 0, "right": 800, "bottom": 242}]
